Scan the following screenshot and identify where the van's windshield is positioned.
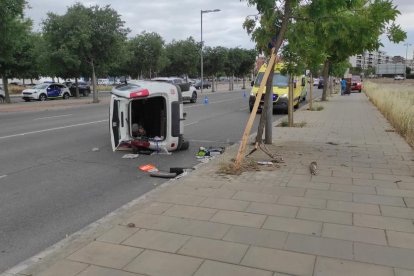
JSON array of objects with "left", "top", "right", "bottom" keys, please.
[{"left": 254, "top": 72, "right": 289, "bottom": 87}]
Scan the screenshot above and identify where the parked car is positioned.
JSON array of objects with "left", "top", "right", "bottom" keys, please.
[
  {"left": 151, "top": 77, "right": 198, "bottom": 103},
  {"left": 194, "top": 80, "right": 211, "bottom": 89},
  {"left": 0, "top": 87, "right": 5, "bottom": 103},
  {"left": 21, "top": 83, "right": 71, "bottom": 101},
  {"left": 317, "top": 79, "right": 324, "bottom": 89},
  {"left": 394, "top": 75, "right": 405, "bottom": 80},
  {"left": 63, "top": 81, "right": 91, "bottom": 97},
  {"left": 350, "top": 76, "right": 362, "bottom": 92},
  {"left": 313, "top": 78, "right": 319, "bottom": 86}
]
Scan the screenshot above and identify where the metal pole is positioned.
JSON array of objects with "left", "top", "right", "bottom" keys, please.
[
  {"left": 404, "top": 43, "right": 411, "bottom": 79},
  {"left": 200, "top": 10, "right": 203, "bottom": 94}
]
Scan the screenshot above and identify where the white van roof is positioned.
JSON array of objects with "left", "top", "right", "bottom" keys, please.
[{"left": 111, "top": 80, "right": 177, "bottom": 99}]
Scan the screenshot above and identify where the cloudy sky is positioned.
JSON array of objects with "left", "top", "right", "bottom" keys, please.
[{"left": 25, "top": 0, "right": 414, "bottom": 59}]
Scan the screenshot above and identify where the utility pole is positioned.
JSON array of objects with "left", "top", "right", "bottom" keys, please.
[{"left": 404, "top": 42, "right": 412, "bottom": 79}]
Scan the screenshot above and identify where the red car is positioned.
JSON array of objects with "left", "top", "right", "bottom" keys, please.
[{"left": 351, "top": 76, "right": 362, "bottom": 92}]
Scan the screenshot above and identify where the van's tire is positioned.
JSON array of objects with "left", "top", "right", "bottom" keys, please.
[
  {"left": 190, "top": 92, "right": 197, "bottom": 103},
  {"left": 0, "top": 96, "right": 4, "bottom": 104},
  {"left": 294, "top": 101, "right": 300, "bottom": 109},
  {"left": 63, "top": 93, "right": 70, "bottom": 99},
  {"left": 39, "top": 94, "right": 47, "bottom": 101},
  {"left": 180, "top": 140, "right": 190, "bottom": 151},
  {"left": 83, "top": 90, "right": 90, "bottom": 97}
]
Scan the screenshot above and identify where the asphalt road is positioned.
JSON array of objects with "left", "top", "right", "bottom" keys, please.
[{"left": 0, "top": 88, "right": 322, "bottom": 272}]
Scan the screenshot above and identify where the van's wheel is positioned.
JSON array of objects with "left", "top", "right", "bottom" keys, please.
[
  {"left": 83, "top": 90, "right": 90, "bottom": 97},
  {"left": 294, "top": 101, "right": 300, "bottom": 109},
  {"left": 190, "top": 92, "right": 197, "bottom": 103},
  {"left": 63, "top": 93, "right": 70, "bottom": 99},
  {"left": 180, "top": 140, "right": 190, "bottom": 151},
  {"left": 0, "top": 96, "right": 4, "bottom": 104},
  {"left": 39, "top": 94, "right": 47, "bottom": 101}
]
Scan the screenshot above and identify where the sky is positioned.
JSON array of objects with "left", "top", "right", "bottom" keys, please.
[{"left": 25, "top": 0, "right": 414, "bottom": 59}]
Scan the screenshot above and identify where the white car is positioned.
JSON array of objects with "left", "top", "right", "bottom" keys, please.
[
  {"left": 394, "top": 75, "right": 405, "bottom": 80},
  {"left": 313, "top": 78, "right": 319, "bottom": 86},
  {"left": 0, "top": 87, "right": 5, "bottom": 103},
  {"left": 151, "top": 77, "right": 198, "bottom": 103},
  {"left": 22, "top": 83, "right": 71, "bottom": 101}
]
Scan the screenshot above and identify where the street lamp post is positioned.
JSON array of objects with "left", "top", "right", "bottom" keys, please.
[
  {"left": 201, "top": 9, "right": 220, "bottom": 94},
  {"left": 404, "top": 42, "right": 412, "bottom": 79}
]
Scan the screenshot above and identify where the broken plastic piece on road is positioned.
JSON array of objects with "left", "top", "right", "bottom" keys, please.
[
  {"left": 257, "top": 161, "right": 273, "bottom": 165},
  {"left": 139, "top": 164, "right": 158, "bottom": 172},
  {"left": 92, "top": 147, "right": 99, "bottom": 152},
  {"left": 122, "top": 154, "right": 139, "bottom": 159}
]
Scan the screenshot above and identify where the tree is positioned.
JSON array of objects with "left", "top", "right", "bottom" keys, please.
[
  {"left": 0, "top": 0, "right": 30, "bottom": 103},
  {"left": 203, "top": 46, "right": 228, "bottom": 91},
  {"left": 162, "top": 37, "right": 200, "bottom": 78},
  {"left": 235, "top": 49, "right": 257, "bottom": 89},
  {"left": 126, "top": 32, "right": 165, "bottom": 79},
  {"left": 43, "top": 4, "right": 129, "bottom": 102}
]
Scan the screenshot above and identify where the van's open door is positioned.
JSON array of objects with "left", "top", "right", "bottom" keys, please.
[{"left": 110, "top": 95, "right": 128, "bottom": 151}]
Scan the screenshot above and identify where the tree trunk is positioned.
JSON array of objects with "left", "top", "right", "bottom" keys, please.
[
  {"left": 91, "top": 61, "right": 99, "bottom": 103},
  {"left": 252, "top": 0, "right": 292, "bottom": 146},
  {"left": 288, "top": 75, "right": 294, "bottom": 127},
  {"left": 321, "top": 59, "right": 330, "bottom": 101},
  {"left": 2, "top": 75, "right": 11, "bottom": 104},
  {"left": 212, "top": 76, "right": 216, "bottom": 92},
  {"left": 256, "top": 69, "right": 274, "bottom": 144},
  {"left": 75, "top": 77, "right": 80, "bottom": 98},
  {"left": 309, "top": 74, "right": 313, "bottom": 110},
  {"left": 264, "top": 71, "right": 274, "bottom": 144},
  {"left": 242, "top": 76, "right": 246, "bottom": 89}
]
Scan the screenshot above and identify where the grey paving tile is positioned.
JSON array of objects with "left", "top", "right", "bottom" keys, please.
[
  {"left": 223, "top": 225, "right": 288, "bottom": 249},
  {"left": 37, "top": 260, "right": 88, "bottom": 276},
  {"left": 178, "top": 237, "right": 248, "bottom": 264},
  {"left": 327, "top": 200, "right": 380, "bottom": 215},
  {"left": 377, "top": 187, "right": 414, "bottom": 198},
  {"left": 394, "top": 268, "right": 414, "bottom": 276},
  {"left": 122, "top": 229, "right": 190, "bottom": 253},
  {"left": 354, "top": 213, "right": 414, "bottom": 232},
  {"left": 353, "top": 194, "right": 405, "bottom": 206},
  {"left": 210, "top": 210, "right": 267, "bottom": 228},
  {"left": 168, "top": 218, "right": 231, "bottom": 239},
  {"left": 305, "top": 189, "right": 352, "bottom": 201},
  {"left": 322, "top": 223, "right": 387, "bottom": 245},
  {"left": 163, "top": 205, "right": 217, "bottom": 220},
  {"left": 125, "top": 213, "right": 179, "bottom": 231},
  {"left": 284, "top": 233, "right": 353, "bottom": 259},
  {"left": 311, "top": 175, "right": 352, "bottom": 185},
  {"left": 124, "top": 250, "right": 202, "bottom": 276},
  {"left": 297, "top": 208, "right": 352, "bottom": 225},
  {"left": 353, "top": 179, "right": 398, "bottom": 189},
  {"left": 194, "top": 260, "right": 272, "bottom": 276},
  {"left": 380, "top": 205, "right": 414, "bottom": 219},
  {"left": 139, "top": 202, "right": 173, "bottom": 215},
  {"left": 246, "top": 202, "right": 298, "bottom": 218},
  {"left": 97, "top": 225, "right": 139, "bottom": 244},
  {"left": 241, "top": 246, "right": 315, "bottom": 276},
  {"left": 354, "top": 242, "right": 414, "bottom": 270},
  {"left": 330, "top": 184, "right": 376, "bottom": 194},
  {"left": 200, "top": 197, "right": 249, "bottom": 211},
  {"left": 405, "top": 197, "right": 414, "bottom": 208},
  {"left": 68, "top": 241, "right": 142, "bottom": 269},
  {"left": 77, "top": 266, "right": 142, "bottom": 276},
  {"left": 156, "top": 193, "right": 206, "bottom": 205},
  {"left": 387, "top": 230, "right": 414, "bottom": 249},
  {"left": 277, "top": 195, "right": 327, "bottom": 209},
  {"left": 263, "top": 216, "right": 322, "bottom": 236},
  {"left": 233, "top": 191, "right": 277, "bottom": 203},
  {"left": 314, "top": 256, "right": 394, "bottom": 276}
]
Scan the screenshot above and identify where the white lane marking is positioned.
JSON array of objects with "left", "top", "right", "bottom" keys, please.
[
  {"left": 0, "top": 175, "right": 7, "bottom": 179},
  {"left": 33, "top": 114, "right": 73, "bottom": 120},
  {"left": 187, "top": 98, "right": 243, "bottom": 108},
  {"left": 0, "top": 120, "right": 108, "bottom": 140},
  {"left": 184, "top": 121, "right": 199, "bottom": 127},
  {"left": 189, "top": 139, "right": 231, "bottom": 144}
]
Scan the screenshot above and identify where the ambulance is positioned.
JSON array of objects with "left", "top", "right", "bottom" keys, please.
[
  {"left": 110, "top": 80, "right": 189, "bottom": 152},
  {"left": 250, "top": 63, "right": 307, "bottom": 113}
]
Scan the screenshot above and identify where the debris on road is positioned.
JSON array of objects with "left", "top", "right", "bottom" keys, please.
[
  {"left": 150, "top": 171, "right": 177, "bottom": 178},
  {"left": 326, "top": 142, "right": 339, "bottom": 146},
  {"left": 122, "top": 153, "right": 139, "bottom": 159},
  {"left": 91, "top": 147, "right": 99, "bottom": 152},
  {"left": 257, "top": 161, "right": 273, "bottom": 165},
  {"left": 127, "top": 222, "right": 136, "bottom": 228},
  {"left": 139, "top": 164, "right": 158, "bottom": 172}
]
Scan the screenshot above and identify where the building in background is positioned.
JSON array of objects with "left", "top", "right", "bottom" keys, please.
[{"left": 349, "top": 50, "right": 391, "bottom": 70}]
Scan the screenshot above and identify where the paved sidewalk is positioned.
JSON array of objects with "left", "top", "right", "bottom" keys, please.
[{"left": 3, "top": 93, "right": 414, "bottom": 276}]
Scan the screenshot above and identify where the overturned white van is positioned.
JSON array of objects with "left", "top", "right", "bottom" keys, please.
[{"left": 110, "top": 80, "right": 189, "bottom": 152}]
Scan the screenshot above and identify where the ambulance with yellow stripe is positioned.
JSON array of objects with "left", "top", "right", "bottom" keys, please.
[{"left": 249, "top": 62, "right": 307, "bottom": 113}]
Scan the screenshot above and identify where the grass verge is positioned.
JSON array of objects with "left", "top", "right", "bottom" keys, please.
[{"left": 364, "top": 81, "right": 414, "bottom": 147}]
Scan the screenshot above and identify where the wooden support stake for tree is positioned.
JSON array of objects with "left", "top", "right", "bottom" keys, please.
[{"left": 234, "top": 50, "right": 277, "bottom": 170}]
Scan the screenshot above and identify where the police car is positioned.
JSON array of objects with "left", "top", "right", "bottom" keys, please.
[{"left": 21, "top": 83, "right": 71, "bottom": 102}]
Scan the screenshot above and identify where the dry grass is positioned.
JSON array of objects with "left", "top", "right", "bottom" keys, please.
[
  {"left": 308, "top": 105, "right": 324, "bottom": 111},
  {"left": 278, "top": 120, "right": 307, "bottom": 127},
  {"left": 364, "top": 81, "right": 414, "bottom": 147},
  {"left": 217, "top": 158, "right": 260, "bottom": 175}
]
